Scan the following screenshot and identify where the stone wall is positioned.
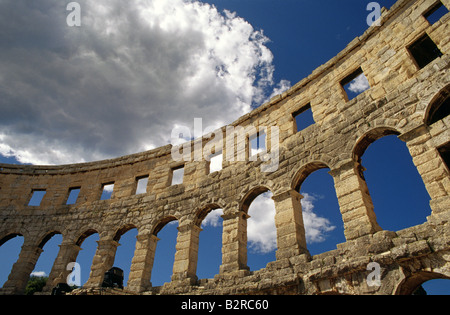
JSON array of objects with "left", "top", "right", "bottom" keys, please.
[{"left": 0, "top": 0, "right": 449, "bottom": 295}]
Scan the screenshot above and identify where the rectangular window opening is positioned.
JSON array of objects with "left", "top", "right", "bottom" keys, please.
[
  {"left": 408, "top": 33, "right": 443, "bottom": 69},
  {"left": 209, "top": 151, "right": 223, "bottom": 174},
  {"left": 424, "top": 1, "right": 449, "bottom": 25},
  {"left": 438, "top": 143, "right": 450, "bottom": 171},
  {"left": 28, "top": 190, "right": 46, "bottom": 207},
  {"left": 100, "top": 183, "right": 115, "bottom": 200},
  {"left": 136, "top": 176, "right": 149, "bottom": 195},
  {"left": 340, "top": 68, "right": 371, "bottom": 101},
  {"left": 249, "top": 130, "right": 266, "bottom": 158},
  {"left": 171, "top": 166, "right": 184, "bottom": 186},
  {"left": 66, "top": 187, "right": 81, "bottom": 205},
  {"left": 293, "top": 104, "right": 315, "bottom": 132}
]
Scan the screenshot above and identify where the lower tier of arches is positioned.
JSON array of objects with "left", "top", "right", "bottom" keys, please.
[{"left": 1, "top": 210, "right": 448, "bottom": 295}]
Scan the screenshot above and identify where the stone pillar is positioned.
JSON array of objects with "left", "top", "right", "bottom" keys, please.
[
  {"left": 84, "top": 239, "right": 119, "bottom": 288},
  {"left": 1, "top": 244, "right": 43, "bottom": 295},
  {"left": 43, "top": 242, "right": 81, "bottom": 292},
  {"left": 127, "top": 234, "right": 159, "bottom": 293},
  {"left": 329, "top": 159, "right": 382, "bottom": 240},
  {"left": 400, "top": 125, "right": 450, "bottom": 216},
  {"left": 219, "top": 209, "right": 250, "bottom": 274},
  {"left": 272, "top": 189, "right": 309, "bottom": 260},
  {"left": 172, "top": 224, "right": 202, "bottom": 283}
]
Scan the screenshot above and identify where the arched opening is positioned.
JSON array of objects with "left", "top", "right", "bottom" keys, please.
[
  {"left": 425, "top": 86, "right": 450, "bottom": 126},
  {"left": 196, "top": 205, "right": 223, "bottom": 280},
  {"left": 241, "top": 187, "right": 277, "bottom": 271},
  {"left": 247, "top": 191, "right": 277, "bottom": 270},
  {"left": 358, "top": 134, "right": 431, "bottom": 231},
  {"left": 112, "top": 225, "right": 138, "bottom": 287},
  {"left": 29, "top": 232, "right": 63, "bottom": 294},
  {"left": 396, "top": 271, "right": 450, "bottom": 295},
  {"left": 300, "top": 169, "right": 345, "bottom": 256},
  {"left": 293, "top": 163, "right": 345, "bottom": 256},
  {"left": 151, "top": 217, "right": 178, "bottom": 286},
  {"left": 75, "top": 230, "right": 99, "bottom": 287},
  {"left": 0, "top": 234, "right": 24, "bottom": 288}
]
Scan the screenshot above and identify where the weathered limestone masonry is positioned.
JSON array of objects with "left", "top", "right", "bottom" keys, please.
[{"left": 1, "top": 0, "right": 449, "bottom": 295}]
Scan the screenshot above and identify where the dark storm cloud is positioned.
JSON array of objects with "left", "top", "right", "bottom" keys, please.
[{"left": 0, "top": 0, "right": 286, "bottom": 164}]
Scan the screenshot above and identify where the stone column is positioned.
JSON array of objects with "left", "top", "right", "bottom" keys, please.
[
  {"left": 329, "top": 159, "right": 382, "bottom": 240},
  {"left": 172, "top": 224, "right": 202, "bottom": 284},
  {"left": 43, "top": 242, "right": 81, "bottom": 292},
  {"left": 127, "top": 234, "right": 159, "bottom": 293},
  {"left": 219, "top": 209, "right": 250, "bottom": 274},
  {"left": 1, "top": 244, "right": 43, "bottom": 295},
  {"left": 83, "top": 239, "right": 119, "bottom": 289},
  {"left": 272, "top": 189, "right": 309, "bottom": 260},
  {"left": 400, "top": 125, "right": 450, "bottom": 216}
]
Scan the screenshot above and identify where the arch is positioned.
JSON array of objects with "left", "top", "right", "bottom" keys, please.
[
  {"left": 196, "top": 204, "right": 225, "bottom": 280},
  {"left": 0, "top": 228, "right": 31, "bottom": 247},
  {"left": 424, "top": 84, "right": 450, "bottom": 125},
  {"left": 151, "top": 216, "right": 179, "bottom": 286},
  {"left": 356, "top": 132, "right": 431, "bottom": 231},
  {"left": 291, "top": 161, "right": 330, "bottom": 192},
  {"left": 0, "top": 233, "right": 25, "bottom": 288},
  {"left": 113, "top": 224, "right": 138, "bottom": 242},
  {"left": 237, "top": 186, "right": 278, "bottom": 271},
  {"left": 352, "top": 127, "right": 401, "bottom": 163},
  {"left": 239, "top": 185, "right": 271, "bottom": 214},
  {"left": 75, "top": 230, "right": 100, "bottom": 286},
  {"left": 194, "top": 203, "right": 223, "bottom": 227},
  {"left": 0, "top": 233, "right": 23, "bottom": 247},
  {"left": 246, "top": 190, "right": 277, "bottom": 269},
  {"left": 76, "top": 229, "right": 99, "bottom": 246},
  {"left": 26, "top": 231, "right": 64, "bottom": 294},
  {"left": 112, "top": 225, "right": 138, "bottom": 287},
  {"left": 152, "top": 216, "right": 178, "bottom": 236},
  {"left": 299, "top": 167, "right": 345, "bottom": 255},
  {"left": 37, "top": 231, "right": 62, "bottom": 249},
  {"left": 395, "top": 271, "right": 450, "bottom": 295}
]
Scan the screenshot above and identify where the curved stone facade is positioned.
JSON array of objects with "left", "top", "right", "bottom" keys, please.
[{"left": 1, "top": 0, "right": 449, "bottom": 295}]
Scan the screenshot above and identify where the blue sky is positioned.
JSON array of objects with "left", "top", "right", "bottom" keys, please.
[{"left": 0, "top": 0, "right": 448, "bottom": 294}]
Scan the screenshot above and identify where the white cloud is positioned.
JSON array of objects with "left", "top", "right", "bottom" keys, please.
[
  {"left": 202, "top": 208, "right": 224, "bottom": 228},
  {"left": 199, "top": 194, "right": 278, "bottom": 254},
  {"left": 347, "top": 73, "right": 370, "bottom": 94},
  {"left": 30, "top": 271, "right": 47, "bottom": 278},
  {"left": 247, "top": 192, "right": 277, "bottom": 254},
  {"left": 136, "top": 177, "right": 149, "bottom": 195},
  {"left": 171, "top": 167, "right": 185, "bottom": 186},
  {"left": 0, "top": 0, "right": 287, "bottom": 165},
  {"left": 268, "top": 79, "right": 291, "bottom": 99},
  {"left": 209, "top": 153, "right": 223, "bottom": 173},
  {"left": 244, "top": 191, "right": 336, "bottom": 254},
  {"left": 301, "top": 193, "right": 336, "bottom": 244},
  {"left": 102, "top": 183, "right": 114, "bottom": 193}
]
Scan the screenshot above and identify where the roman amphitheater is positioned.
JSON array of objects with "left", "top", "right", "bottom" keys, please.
[{"left": 0, "top": 0, "right": 449, "bottom": 295}]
